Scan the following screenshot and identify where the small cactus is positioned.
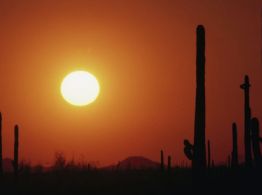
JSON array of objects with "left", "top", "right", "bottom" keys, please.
[
  {"left": 227, "top": 155, "right": 231, "bottom": 168},
  {"left": 207, "top": 140, "right": 211, "bottom": 169},
  {"left": 0, "top": 113, "right": 2, "bottom": 175},
  {"left": 13, "top": 125, "right": 19, "bottom": 177},
  {"left": 160, "top": 150, "right": 164, "bottom": 171},
  {"left": 231, "top": 123, "right": 239, "bottom": 168},
  {"left": 251, "top": 117, "right": 261, "bottom": 167},
  {"left": 167, "top": 155, "right": 171, "bottom": 172}
]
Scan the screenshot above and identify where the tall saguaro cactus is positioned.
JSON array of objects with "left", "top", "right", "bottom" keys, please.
[
  {"left": 231, "top": 123, "right": 239, "bottom": 168},
  {"left": 193, "top": 25, "right": 206, "bottom": 174},
  {"left": 251, "top": 117, "right": 261, "bottom": 167},
  {"left": 13, "top": 125, "right": 19, "bottom": 177},
  {"left": 0, "top": 113, "right": 2, "bottom": 175},
  {"left": 240, "top": 75, "right": 252, "bottom": 167}
]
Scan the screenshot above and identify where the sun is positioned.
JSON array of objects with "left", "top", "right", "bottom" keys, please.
[{"left": 61, "top": 70, "right": 100, "bottom": 106}]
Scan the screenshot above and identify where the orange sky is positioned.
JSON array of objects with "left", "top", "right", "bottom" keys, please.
[{"left": 0, "top": 0, "right": 261, "bottom": 167}]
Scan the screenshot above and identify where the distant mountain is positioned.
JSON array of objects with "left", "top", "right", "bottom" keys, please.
[
  {"left": 3, "top": 156, "right": 160, "bottom": 172},
  {"left": 103, "top": 156, "right": 160, "bottom": 170}
]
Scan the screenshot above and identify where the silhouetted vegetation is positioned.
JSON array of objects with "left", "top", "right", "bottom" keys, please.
[
  {"left": 231, "top": 123, "right": 239, "bottom": 168},
  {"left": 251, "top": 117, "right": 262, "bottom": 167},
  {"left": 0, "top": 113, "right": 2, "bottom": 176},
  {"left": 13, "top": 125, "right": 19, "bottom": 178},
  {"left": 240, "top": 75, "right": 252, "bottom": 167},
  {"left": 0, "top": 156, "right": 261, "bottom": 194},
  {"left": 227, "top": 155, "right": 231, "bottom": 168},
  {"left": 167, "top": 155, "right": 171, "bottom": 172},
  {"left": 207, "top": 140, "right": 211, "bottom": 169},
  {"left": 160, "top": 149, "right": 164, "bottom": 171}
]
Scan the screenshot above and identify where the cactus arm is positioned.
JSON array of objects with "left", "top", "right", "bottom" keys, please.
[{"left": 184, "top": 139, "right": 194, "bottom": 160}]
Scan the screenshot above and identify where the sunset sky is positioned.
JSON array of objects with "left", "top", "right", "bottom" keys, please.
[{"left": 0, "top": 0, "right": 261, "bottom": 166}]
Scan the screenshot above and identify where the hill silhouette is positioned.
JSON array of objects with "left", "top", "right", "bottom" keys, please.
[{"left": 103, "top": 156, "right": 160, "bottom": 170}]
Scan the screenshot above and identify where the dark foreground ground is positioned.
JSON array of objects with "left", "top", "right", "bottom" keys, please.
[{"left": 0, "top": 167, "right": 261, "bottom": 195}]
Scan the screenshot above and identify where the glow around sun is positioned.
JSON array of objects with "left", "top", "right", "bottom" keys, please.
[{"left": 61, "top": 70, "right": 100, "bottom": 106}]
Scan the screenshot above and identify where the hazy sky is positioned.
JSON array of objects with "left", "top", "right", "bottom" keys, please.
[{"left": 0, "top": 0, "right": 261, "bottom": 166}]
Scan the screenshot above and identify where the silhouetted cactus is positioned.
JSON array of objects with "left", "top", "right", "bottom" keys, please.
[
  {"left": 227, "top": 155, "right": 231, "bottom": 168},
  {"left": 184, "top": 139, "right": 194, "bottom": 160},
  {"left": 231, "top": 123, "right": 239, "bottom": 168},
  {"left": 160, "top": 150, "right": 164, "bottom": 171},
  {"left": 212, "top": 160, "right": 215, "bottom": 168},
  {"left": 183, "top": 25, "right": 207, "bottom": 176},
  {"left": 193, "top": 25, "right": 207, "bottom": 175},
  {"left": 251, "top": 117, "right": 261, "bottom": 167},
  {"left": 207, "top": 140, "right": 211, "bottom": 169},
  {"left": 0, "top": 113, "right": 2, "bottom": 175},
  {"left": 240, "top": 75, "right": 252, "bottom": 167},
  {"left": 168, "top": 155, "right": 171, "bottom": 172},
  {"left": 13, "top": 125, "right": 19, "bottom": 177}
]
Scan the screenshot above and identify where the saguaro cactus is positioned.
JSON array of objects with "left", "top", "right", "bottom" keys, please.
[
  {"left": 160, "top": 150, "right": 164, "bottom": 171},
  {"left": 168, "top": 155, "right": 171, "bottom": 172},
  {"left": 231, "top": 123, "right": 239, "bottom": 168},
  {"left": 227, "top": 155, "right": 231, "bottom": 168},
  {"left": 251, "top": 117, "right": 261, "bottom": 167},
  {"left": 193, "top": 25, "right": 206, "bottom": 174},
  {"left": 0, "top": 113, "right": 2, "bottom": 175},
  {"left": 13, "top": 125, "right": 19, "bottom": 177},
  {"left": 240, "top": 75, "right": 252, "bottom": 167},
  {"left": 207, "top": 140, "right": 211, "bottom": 169}
]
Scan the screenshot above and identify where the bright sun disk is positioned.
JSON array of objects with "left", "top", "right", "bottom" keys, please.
[{"left": 61, "top": 70, "right": 100, "bottom": 106}]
